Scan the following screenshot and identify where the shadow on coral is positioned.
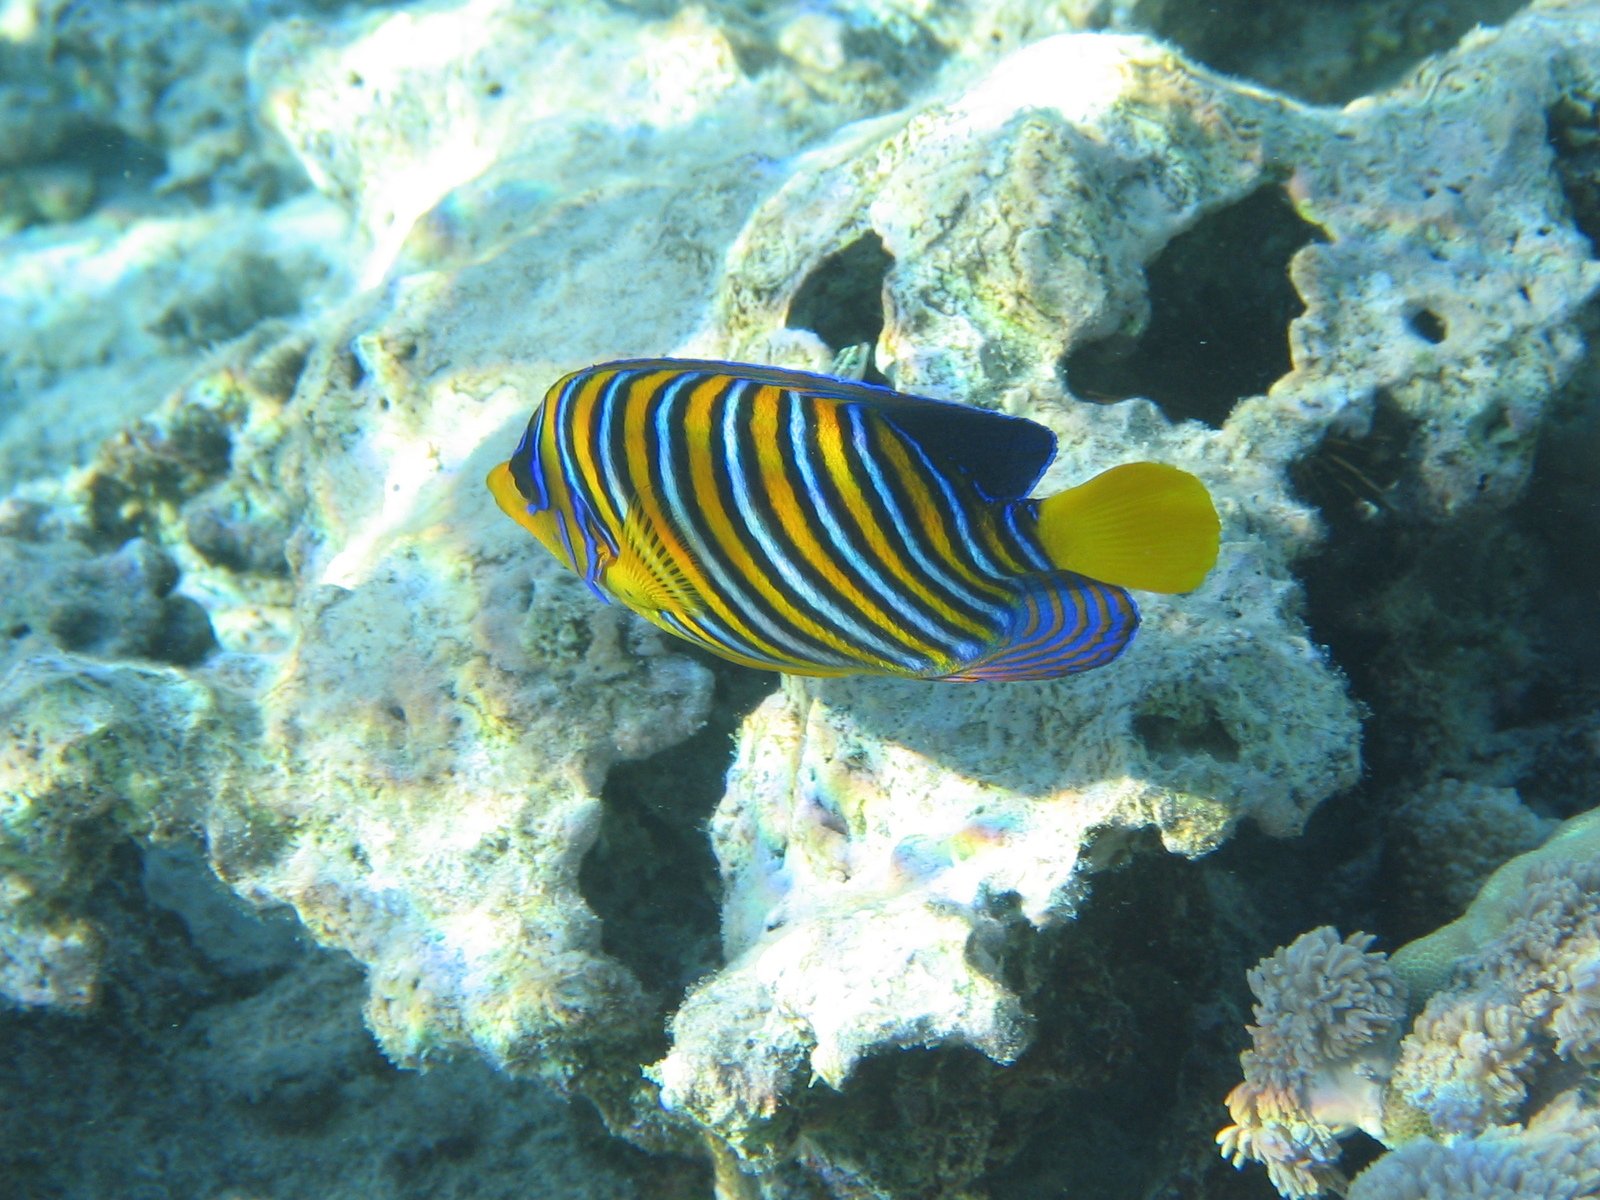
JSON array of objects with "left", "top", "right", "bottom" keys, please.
[
  {"left": 1063, "top": 185, "right": 1321, "bottom": 427},
  {"left": 0, "top": 839, "right": 711, "bottom": 1200}
]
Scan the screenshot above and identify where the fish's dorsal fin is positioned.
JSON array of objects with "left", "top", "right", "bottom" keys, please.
[
  {"left": 601, "top": 358, "right": 1057, "bottom": 500},
  {"left": 608, "top": 503, "right": 702, "bottom": 617}
]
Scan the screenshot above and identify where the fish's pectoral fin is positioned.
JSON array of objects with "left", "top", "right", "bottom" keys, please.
[
  {"left": 1034, "top": 462, "right": 1219, "bottom": 594},
  {"left": 608, "top": 503, "right": 703, "bottom": 617}
]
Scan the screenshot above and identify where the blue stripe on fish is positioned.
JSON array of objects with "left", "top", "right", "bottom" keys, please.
[{"left": 486, "top": 358, "right": 1218, "bottom": 681}]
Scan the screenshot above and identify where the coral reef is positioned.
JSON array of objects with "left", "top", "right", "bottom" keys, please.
[
  {"left": 1217, "top": 928, "right": 1408, "bottom": 1199},
  {"left": 2, "top": 0, "right": 1599, "bottom": 1196},
  {"left": 655, "top": 0, "right": 1600, "bottom": 1170},
  {"left": 1221, "top": 804, "right": 1600, "bottom": 1198},
  {"left": 1346, "top": 1090, "right": 1600, "bottom": 1200},
  {"left": 0, "top": 643, "right": 227, "bottom": 1008},
  {"left": 1386, "top": 781, "right": 1559, "bottom": 921}
]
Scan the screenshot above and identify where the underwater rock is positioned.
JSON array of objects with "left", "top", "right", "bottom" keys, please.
[
  {"left": 656, "top": 548, "right": 1359, "bottom": 1152},
  {"left": 0, "top": 532, "right": 216, "bottom": 666},
  {"left": 1387, "top": 781, "right": 1559, "bottom": 919},
  {"left": 1266, "top": 21, "right": 1600, "bottom": 521},
  {"left": 0, "top": 643, "right": 228, "bottom": 1008},
  {"left": 173, "top": 300, "right": 721, "bottom": 1105},
  {"left": 0, "top": 0, "right": 310, "bottom": 202},
  {"left": 250, "top": 0, "right": 766, "bottom": 283},
  {"left": 0, "top": 200, "right": 345, "bottom": 487},
  {"left": 658, "top": 28, "right": 1363, "bottom": 1163}
]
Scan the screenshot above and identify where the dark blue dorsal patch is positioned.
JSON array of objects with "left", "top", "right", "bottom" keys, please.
[{"left": 603, "top": 357, "right": 1058, "bottom": 500}]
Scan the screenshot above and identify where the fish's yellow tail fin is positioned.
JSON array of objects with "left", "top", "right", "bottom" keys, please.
[{"left": 1036, "top": 462, "right": 1219, "bottom": 594}]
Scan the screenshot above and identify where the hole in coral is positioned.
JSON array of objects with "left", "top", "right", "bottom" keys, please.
[
  {"left": 47, "top": 603, "right": 105, "bottom": 653},
  {"left": 580, "top": 665, "right": 773, "bottom": 1009},
  {"left": 54, "top": 123, "right": 164, "bottom": 204},
  {"left": 1061, "top": 185, "right": 1321, "bottom": 428},
  {"left": 153, "top": 596, "right": 217, "bottom": 666},
  {"left": 787, "top": 233, "right": 894, "bottom": 384},
  {"left": 1133, "top": 707, "right": 1240, "bottom": 765},
  {"left": 1547, "top": 97, "right": 1600, "bottom": 251},
  {"left": 1406, "top": 307, "right": 1447, "bottom": 344},
  {"left": 1289, "top": 390, "right": 1416, "bottom": 529}
]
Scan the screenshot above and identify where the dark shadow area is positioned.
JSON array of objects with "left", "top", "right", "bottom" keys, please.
[
  {"left": 787, "top": 233, "right": 894, "bottom": 384},
  {"left": 1295, "top": 400, "right": 1600, "bottom": 806},
  {"left": 582, "top": 662, "right": 775, "bottom": 1005},
  {"left": 1146, "top": 0, "right": 1527, "bottom": 105},
  {"left": 1063, "top": 186, "right": 1320, "bottom": 427},
  {"left": 769, "top": 810, "right": 1393, "bottom": 1198},
  {"left": 55, "top": 124, "right": 164, "bottom": 197},
  {"left": 1549, "top": 96, "right": 1600, "bottom": 251},
  {"left": 1134, "top": 704, "right": 1242, "bottom": 767},
  {"left": 1291, "top": 304, "right": 1600, "bottom": 937},
  {"left": 1288, "top": 390, "right": 1416, "bottom": 530},
  {"left": 980, "top": 787, "right": 1403, "bottom": 1200},
  {"left": 0, "top": 839, "right": 711, "bottom": 1200}
]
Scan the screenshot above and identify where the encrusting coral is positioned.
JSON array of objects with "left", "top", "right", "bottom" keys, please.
[{"left": 1220, "top": 804, "right": 1600, "bottom": 1198}]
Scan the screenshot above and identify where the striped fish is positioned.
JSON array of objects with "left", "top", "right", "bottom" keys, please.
[{"left": 487, "top": 359, "right": 1218, "bottom": 681}]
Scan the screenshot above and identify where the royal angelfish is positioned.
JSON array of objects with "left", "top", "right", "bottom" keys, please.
[{"left": 487, "top": 359, "right": 1219, "bottom": 681}]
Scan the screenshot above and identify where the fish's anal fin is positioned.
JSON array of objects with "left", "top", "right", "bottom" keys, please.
[
  {"left": 1034, "top": 462, "right": 1219, "bottom": 594},
  {"left": 607, "top": 504, "right": 702, "bottom": 618},
  {"left": 943, "top": 573, "right": 1138, "bottom": 681}
]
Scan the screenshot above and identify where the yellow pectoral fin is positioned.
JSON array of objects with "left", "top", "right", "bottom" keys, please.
[
  {"left": 608, "top": 505, "right": 703, "bottom": 617},
  {"left": 1036, "top": 462, "right": 1220, "bottom": 594}
]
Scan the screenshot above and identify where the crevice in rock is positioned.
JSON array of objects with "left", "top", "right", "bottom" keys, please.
[
  {"left": 787, "top": 233, "right": 894, "bottom": 384},
  {"left": 980, "top": 854, "right": 1237, "bottom": 1199},
  {"left": 1062, "top": 185, "right": 1320, "bottom": 428},
  {"left": 1289, "top": 390, "right": 1416, "bottom": 531},
  {"left": 581, "top": 663, "right": 774, "bottom": 1003},
  {"left": 1548, "top": 96, "right": 1600, "bottom": 251}
]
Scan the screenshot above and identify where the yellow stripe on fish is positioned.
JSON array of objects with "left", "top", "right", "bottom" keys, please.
[{"left": 487, "top": 359, "right": 1220, "bottom": 681}]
